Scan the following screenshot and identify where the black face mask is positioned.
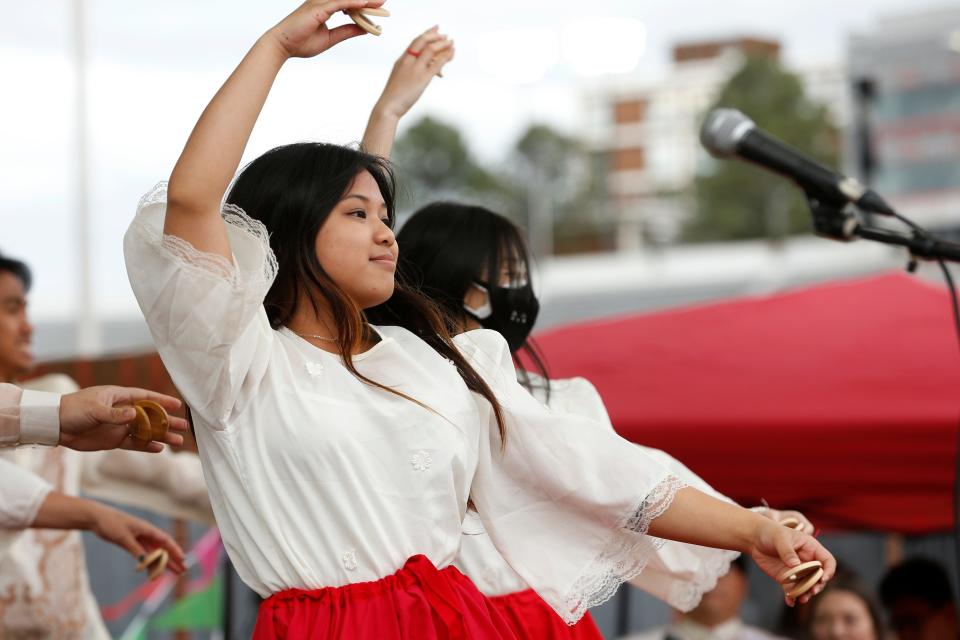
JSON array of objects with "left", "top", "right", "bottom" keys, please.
[{"left": 464, "top": 280, "right": 540, "bottom": 352}]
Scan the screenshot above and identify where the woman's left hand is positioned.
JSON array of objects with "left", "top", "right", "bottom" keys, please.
[
  {"left": 749, "top": 520, "right": 835, "bottom": 607},
  {"left": 755, "top": 505, "right": 815, "bottom": 536},
  {"left": 373, "top": 26, "right": 455, "bottom": 119}
]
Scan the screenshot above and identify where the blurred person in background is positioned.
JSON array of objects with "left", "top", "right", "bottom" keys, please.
[
  {"left": 0, "top": 251, "right": 213, "bottom": 639},
  {"left": 625, "top": 556, "right": 786, "bottom": 640},
  {"left": 806, "top": 571, "right": 887, "bottom": 640},
  {"left": 879, "top": 556, "right": 959, "bottom": 640}
]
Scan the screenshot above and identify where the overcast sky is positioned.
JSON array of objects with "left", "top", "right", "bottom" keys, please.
[{"left": 0, "top": 0, "right": 953, "bottom": 321}]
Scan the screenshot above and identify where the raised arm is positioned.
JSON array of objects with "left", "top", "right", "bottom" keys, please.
[
  {"left": 165, "top": 0, "right": 382, "bottom": 258},
  {"left": 362, "top": 27, "right": 455, "bottom": 158}
]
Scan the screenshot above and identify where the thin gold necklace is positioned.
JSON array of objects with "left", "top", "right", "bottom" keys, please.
[{"left": 293, "top": 331, "right": 338, "bottom": 343}]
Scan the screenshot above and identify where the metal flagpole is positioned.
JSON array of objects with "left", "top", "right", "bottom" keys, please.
[{"left": 72, "top": 0, "right": 100, "bottom": 355}]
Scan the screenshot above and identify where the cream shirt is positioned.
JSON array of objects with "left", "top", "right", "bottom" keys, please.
[
  {"left": 0, "top": 382, "right": 60, "bottom": 447},
  {"left": 0, "top": 383, "right": 58, "bottom": 530}
]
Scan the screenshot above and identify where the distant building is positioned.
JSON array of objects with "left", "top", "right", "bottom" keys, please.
[
  {"left": 848, "top": 8, "right": 960, "bottom": 235},
  {"left": 585, "top": 37, "right": 848, "bottom": 248}
]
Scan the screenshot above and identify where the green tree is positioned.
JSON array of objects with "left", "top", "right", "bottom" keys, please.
[
  {"left": 392, "top": 118, "right": 610, "bottom": 255},
  {"left": 687, "top": 55, "right": 838, "bottom": 242},
  {"left": 392, "top": 116, "right": 508, "bottom": 209},
  {"left": 508, "top": 124, "right": 609, "bottom": 255}
]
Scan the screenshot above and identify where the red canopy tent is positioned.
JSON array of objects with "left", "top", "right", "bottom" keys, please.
[{"left": 530, "top": 273, "right": 959, "bottom": 534}]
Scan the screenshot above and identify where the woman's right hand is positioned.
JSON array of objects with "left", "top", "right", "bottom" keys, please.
[
  {"left": 373, "top": 27, "right": 455, "bottom": 120},
  {"left": 267, "top": 0, "right": 385, "bottom": 60},
  {"left": 361, "top": 26, "right": 454, "bottom": 157}
]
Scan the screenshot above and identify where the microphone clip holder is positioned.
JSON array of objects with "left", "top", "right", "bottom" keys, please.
[
  {"left": 806, "top": 193, "right": 858, "bottom": 242},
  {"left": 804, "top": 192, "right": 960, "bottom": 264}
]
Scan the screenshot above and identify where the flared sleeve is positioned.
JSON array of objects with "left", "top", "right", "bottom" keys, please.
[
  {"left": 455, "top": 329, "right": 689, "bottom": 625},
  {"left": 123, "top": 183, "right": 278, "bottom": 425},
  {"left": 627, "top": 447, "right": 740, "bottom": 611},
  {"left": 536, "top": 374, "right": 739, "bottom": 612}
]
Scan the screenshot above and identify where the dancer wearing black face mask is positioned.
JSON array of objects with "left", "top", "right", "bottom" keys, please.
[
  {"left": 395, "top": 203, "right": 819, "bottom": 639},
  {"left": 395, "top": 203, "right": 551, "bottom": 396},
  {"left": 462, "top": 279, "right": 540, "bottom": 353}
]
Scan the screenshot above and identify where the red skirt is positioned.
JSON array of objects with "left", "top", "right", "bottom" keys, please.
[
  {"left": 489, "top": 589, "right": 603, "bottom": 639},
  {"left": 253, "top": 555, "right": 519, "bottom": 639}
]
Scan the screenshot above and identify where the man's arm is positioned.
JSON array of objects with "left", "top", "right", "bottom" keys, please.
[{"left": 0, "top": 383, "right": 188, "bottom": 452}]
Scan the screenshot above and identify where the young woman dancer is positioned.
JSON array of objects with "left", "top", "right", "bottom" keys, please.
[
  {"left": 123, "top": 3, "right": 834, "bottom": 637},
  {"left": 395, "top": 202, "right": 817, "bottom": 638}
]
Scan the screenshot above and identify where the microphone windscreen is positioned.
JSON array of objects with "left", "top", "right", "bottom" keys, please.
[{"left": 700, "top": 108, "right": 755, "bottom": 158}]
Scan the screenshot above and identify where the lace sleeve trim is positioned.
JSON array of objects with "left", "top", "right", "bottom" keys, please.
[
  {"left": 134, "top": 181, "right": 278, "bottom": 290},
  {"left": 665, "top": 547, "right": 739, "bottom": 613},
  {"left": 559, "top": 474, "right": 687, "bottom": 625}
]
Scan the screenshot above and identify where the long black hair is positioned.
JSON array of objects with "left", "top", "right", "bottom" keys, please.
[
  {"left": 226, "top": 143, "right": 507, "bottom": 444},
  {"left": 396, "top": 202, "right": 550, "bottom": 397}
]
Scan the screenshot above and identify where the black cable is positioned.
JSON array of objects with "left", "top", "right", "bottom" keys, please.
[
  {"left": 885, "top": 208, "right": 960, "bottom": 592},
  {"left": 893, "top": 212, "right": 926, "bottom": 234},
  {"left": 890, "top": 209, "right": 960, "bottom": 350},
  {"left": 937, "top": 260, "right": 960, "bottom": 354},
  {"left": 933, "top": 257, "right": 960, "bottom": 596}
]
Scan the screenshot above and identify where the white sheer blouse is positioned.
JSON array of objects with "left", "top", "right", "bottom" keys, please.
[
  {"left": 455, "top": 374, "right": 738, "bottom": 611},
  {"left": 123, "top": 184, "right": 712, "bottom": 623}
]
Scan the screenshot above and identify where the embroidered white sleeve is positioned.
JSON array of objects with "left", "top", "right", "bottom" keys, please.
[
  {"left": 124, "top": 181, "right": 278, "bottom": 424},
  {"left": 132, "top": 181, "right": 278, "bottom": 290},
  {"left": 559, "top": 474, "right": 686, "bottom": 624}
]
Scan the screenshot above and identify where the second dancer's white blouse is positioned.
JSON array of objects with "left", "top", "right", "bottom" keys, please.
[
  {"left": 455, "top": 374, "right": 738, "bottom": 611},
  {"left": 123, "top": 184, "right": 730, "bottom": 624}
]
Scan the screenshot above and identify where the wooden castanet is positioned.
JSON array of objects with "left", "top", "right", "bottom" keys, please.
[
  {"left": 128, "top": 400, "right": 169, "bottom": 444},
  {"left": 136, "top": 548, "right": 170, "bottom": 580},
  {"left": 778, "top": 560, "right": 824, "bottom": 598},
  {"left": 348, "top": 6, "right": 390, "bottom": 36}
]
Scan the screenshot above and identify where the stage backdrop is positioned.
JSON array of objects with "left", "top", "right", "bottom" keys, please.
[{"left": 528, "top": 273, "right": 959, "bottom": 534}]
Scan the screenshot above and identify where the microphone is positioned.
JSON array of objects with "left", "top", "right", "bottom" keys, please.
[{"left": 700, "top": 108, "right": 895, "bottom": 216}]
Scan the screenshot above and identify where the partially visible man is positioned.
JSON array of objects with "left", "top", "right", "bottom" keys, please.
[
  {"left": 0, "top": 251, "right": 187, "bottom": 452},
  {"left": 0, "top": 251, "right": 213, "bottom": 638}
]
